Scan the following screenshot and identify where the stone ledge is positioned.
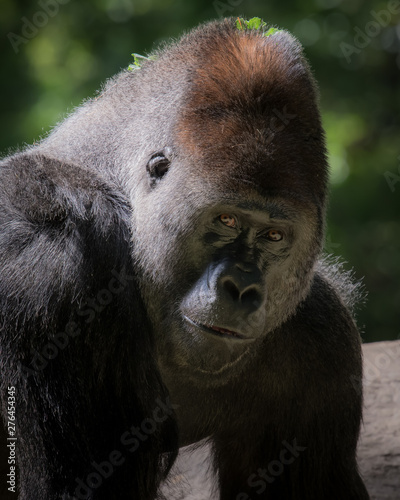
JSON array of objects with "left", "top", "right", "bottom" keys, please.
[{"left": 358, "top": 340, "right": 400, "bottom": 500}]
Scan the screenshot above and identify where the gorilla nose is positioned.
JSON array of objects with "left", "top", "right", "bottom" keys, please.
[{"left": 218, "top": 262, "right": 264, "bottom": 315}]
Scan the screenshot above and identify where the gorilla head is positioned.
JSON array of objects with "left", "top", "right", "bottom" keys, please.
[{"left": 123, "top": 22, "right": 328, "bottom": 375}]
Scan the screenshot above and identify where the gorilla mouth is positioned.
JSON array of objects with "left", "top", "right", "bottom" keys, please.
[
  {"left": 206, "top": 325, "right": 243, "bottom": 338},
  {"left": 184, "top": 316, "right": 246, "bottom": 339}
]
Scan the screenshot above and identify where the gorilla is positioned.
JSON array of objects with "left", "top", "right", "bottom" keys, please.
[{"left": 0, "top": 17, "right": 369, "bottom": 500}]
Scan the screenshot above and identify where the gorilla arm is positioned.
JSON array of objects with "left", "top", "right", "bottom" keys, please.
[{"left": 0, "top": 153, "right": 177, "bottom": 500}]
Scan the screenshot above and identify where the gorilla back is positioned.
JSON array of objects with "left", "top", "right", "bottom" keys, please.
[{"left": 0, "top": 17, "right": 369, "bottom": 500}]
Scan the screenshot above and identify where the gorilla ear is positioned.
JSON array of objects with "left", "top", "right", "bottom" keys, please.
[{"left": 146, "top": 147, "right": 172, "bottom": 187}]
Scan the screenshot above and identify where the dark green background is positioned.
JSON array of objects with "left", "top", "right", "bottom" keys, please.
[{"left": 1, "top": 0, "right": 399, "bottom": 342}]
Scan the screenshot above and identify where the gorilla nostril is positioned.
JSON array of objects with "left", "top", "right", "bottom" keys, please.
[
  {"left": 223, "top": 279, "right": 240, "bottom": 301},
  {"left": 222, "top": 277, "right": 262, "bottom": 307},
  {"left": 241, "top": 288, "right": 262, "bottom": 308}
]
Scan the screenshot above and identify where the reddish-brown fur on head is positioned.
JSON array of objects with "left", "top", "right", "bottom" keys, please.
[{"left": 176, "top": 19, "right": 328, "bottom": 207}]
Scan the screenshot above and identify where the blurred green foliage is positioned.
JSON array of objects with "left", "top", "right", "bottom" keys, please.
[{"left": 0, "top": 0, "right": 399, "bottom": 342}]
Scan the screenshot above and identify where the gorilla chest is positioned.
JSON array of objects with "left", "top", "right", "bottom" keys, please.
[{"left": 159, "top": 353, "right": 266, "bottom": 447}]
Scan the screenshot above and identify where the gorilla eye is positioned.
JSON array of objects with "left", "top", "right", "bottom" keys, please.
[
  {"left": 146, "top": 150, "right": 171, "bottom": 186},
  {"left": 219, "top": 214, "right": 236, "bottom": 228},
  {"left": 266, "top": 229, "right": 283, "bottom": 241}
]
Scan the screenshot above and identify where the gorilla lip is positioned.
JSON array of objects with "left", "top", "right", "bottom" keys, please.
[
  {"left": 206, "top": 325, "right": 243, "bottom": 338},
  {"left": 184, "top": 316, "right": 246, "bottom": 339}
]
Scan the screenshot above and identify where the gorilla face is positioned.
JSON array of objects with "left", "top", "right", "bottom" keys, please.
[{"left": 133, "top": 146, "right": 320, "bottom": 378}]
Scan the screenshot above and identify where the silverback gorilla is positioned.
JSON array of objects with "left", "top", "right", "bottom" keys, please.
[{"left": 0, "top": 17, "right": 369, "bottom": 500}]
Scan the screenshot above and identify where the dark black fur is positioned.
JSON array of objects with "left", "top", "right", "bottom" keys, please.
[
  {"left": 0, "top": 155, "right": 177, "bottom": 499},
  {"left": 0, "top": 18, "right": 368, "bottom": 499}
]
